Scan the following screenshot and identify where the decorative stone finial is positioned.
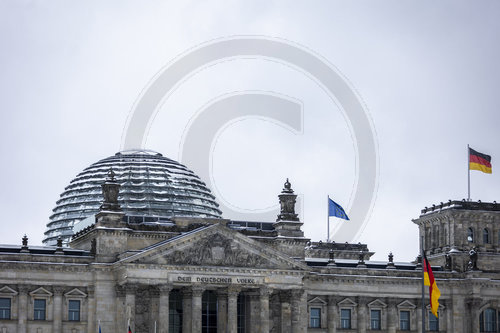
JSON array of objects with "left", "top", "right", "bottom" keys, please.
[
  {"left": 276, "top": 178, "right": 299, "bottom": 221},
  {"left": 21, "top": 234, "right": 29, "bottom": 252},
  {"left": 327, "top": 249, "right": 336, "bottom": 266},
  {"left": 100, "top": 168, "right": 121, "bottom": 211},
  {"left": 357, "top": 250, "right": 366, "bottom": 268},
  {"left": 386, "top": 252, "right": 395, "bottom": 269},
  {"left": 55, "top": 236, "right": 64, "bottom": 254}
]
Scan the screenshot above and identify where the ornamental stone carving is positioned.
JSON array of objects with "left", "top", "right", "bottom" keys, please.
[{"left": 168, "top": 233, "right": 271, "bottom": 268}]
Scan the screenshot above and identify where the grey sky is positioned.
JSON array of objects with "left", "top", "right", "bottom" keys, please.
[{"left": 1, "top": 1, "right": 499, "bottom": 261}]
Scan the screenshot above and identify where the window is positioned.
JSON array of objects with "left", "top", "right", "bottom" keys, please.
[
  {"left": 340, "top": 309, "right": 351, "bottom": 329},
  {"left": 68, "top": 300, "right": 80, "bottom": 321},
  {"left": 400, "top": 311, "right": 410, "bottom": 330},
  {"left": 202, "top": 290, "right": 217, "bottom": 333},
  {"left": 237, "top": 294, "right": 247, "bottom": 333},
  {"left": 0, "top": 298, "right": 11, "bottom": 319},
  {"left": 480, "top": 308, "right": 497, "bottom": 332},
  {"left": 34, "top": 299, "right": 46, "bottom": 320},
  {"left": 370, "top": 309, "right": 381, "bottom": 330},
  {"left": 468, "top": 228, "right": 474, "bottom": 242},
  {"left": 483, "top": 228, "right": 490, "bottom": 244},
  {"left": 169, "top": 290, "right": 183, "bottom": 333},
  {"left": 310, "top": 307, "right": 321, "bottom": 328},
  {"left": 429, "top": 311, "right": 439, "bottom": 331}
]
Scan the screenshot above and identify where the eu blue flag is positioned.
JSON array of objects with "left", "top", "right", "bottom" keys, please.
[{"left": 328, "top": 198, "right": 349, "bottom": 220}]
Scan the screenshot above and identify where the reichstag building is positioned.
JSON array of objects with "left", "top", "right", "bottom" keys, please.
[{"left": 0, "top": 149, "right": 498, "bottom": 333}]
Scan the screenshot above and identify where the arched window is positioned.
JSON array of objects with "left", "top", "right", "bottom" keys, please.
[
  {"left": 483, "top": 229, "right": 490, "bottom": 244},
  {"left": 467, "top": 228, "right": 474, "bottom": 243},
  {"left": 479, "top": 308, "right": 498, "bottom": 332}
]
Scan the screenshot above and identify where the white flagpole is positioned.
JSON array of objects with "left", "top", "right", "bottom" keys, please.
[
  {"left": 154, "top": 321, "right": 157, "bottom": 333},
  {"left": 98, "top": 319, "right": 100, "bottom": 333},
  {"left": 128, "top": 318, "right": 130, "bottom": 332}
]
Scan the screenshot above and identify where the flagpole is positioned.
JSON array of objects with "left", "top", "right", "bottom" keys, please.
[
  {"left": 467, "top": 144, "right": 471, "bottom": 201},
  {"left": 421, "top": 235, "right": 426, "bottom": 333},
  {"left": 327, "top": 195, "right": 330, "bottom": 242}
]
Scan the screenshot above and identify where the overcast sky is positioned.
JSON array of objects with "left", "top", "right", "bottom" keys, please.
[{"left": 1, "top": 1, "right": 499, "bottom": 261}]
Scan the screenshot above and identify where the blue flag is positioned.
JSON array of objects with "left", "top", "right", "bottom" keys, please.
[{"left": 328, "top": 198, "right": 349, "bottom": 220}]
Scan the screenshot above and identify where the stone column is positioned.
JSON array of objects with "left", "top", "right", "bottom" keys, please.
[
  {"left": 386, "top": 298, "right": 397, "bottom": 333},
  {"left": 357, "top": 297, "right": 367, "bottom": 333},
  {"left": 248, "top": 293, "right": 260, "bottom": 333},
  {"left": 227, "top": 287, "right": 240, "bottom": 333},
  {"left": 182, "top": 288, "right": 193, "bottom": 333},
  {"left": 52, "top": 287, "right": 64, "bottom": 333},
  {"left": 17, "top": 285, "right": 29, "bottom": 333},
  {"left": 87, "top": 285, "right": 96, "bottom": 333},
  {"left": 327, "top": 295, "right": 338, "bottom": 333},
  {"left": 291, "top": 290, "right": 306, "bottom": 333},
  {"left": 259, "top": 287, "right": 271, "bottom": 333},
  {"left": 191, "top": 287, "right": 204, "bottom": 333},
  {"left": 158, "top": 285, "right": 171, "bottom": 333},
  {"left": 125, "top": 284, "right": 137, "bottom": 332},
  {"left": 216, "top": 289, "right": 228, "bottom": 333},
  {"left": 280, "top": 290, "right": 292, "bottom": 333}
]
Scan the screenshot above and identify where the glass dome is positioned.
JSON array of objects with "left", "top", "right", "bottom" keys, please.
[{"left": 43, "top": 150, "right": 222, "bottom": 245}]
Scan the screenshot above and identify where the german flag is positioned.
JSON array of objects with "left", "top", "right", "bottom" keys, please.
[
  {"left": 469, "top": 148, "right": 492, "bottom": 174},
  {"left": 423, "top": 254, "right": 441, "bottom": 317}
]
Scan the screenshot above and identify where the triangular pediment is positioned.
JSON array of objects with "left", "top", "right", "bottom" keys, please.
[
  {"left": 398, "top": 300, "right": 416, "bottom": 309},
  {"left": 121, "top": 224, "right": 309, "bottom": 271},
  {"left": 64, "top": 288, "right": 87, "bottom": 298},
  {"left": 0, "top": 286, "right": 17, "bottom": 296},
  {"left": 308, "top": 296, "right": 327, "bottom": 305},
  {"left": 368, "top": 299, "right": 387, "bottom": 308},
  {"left": 30, "top": 287, "right": 52, "bottom": 297},
  {"left": 338, "top": 298, "right": 357, "bottom": 307}
]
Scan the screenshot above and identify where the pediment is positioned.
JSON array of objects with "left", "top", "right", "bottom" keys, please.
[
  {"left": 398, "top": 300, "right": 416, "bottom": 309},
  {"left": 368, "top": 299, "right": 387, "bottom": 308},
  {"left": 122, "top": 224, "right": 309, "bottom": 271},
  {"left": 64, "top": 288, "right": 87, "bottom": 298},
  {"left": 0, "top": 286, "right": 17, "bottom": 296},
  {"left": 308, "top": 296, "right": 327, "bottom": 305},
  {"left": 30, "top": 287, "right": 52, "bottom": 297},
  {"left": 338, "top": 298, "right": 357, "bottom": 307}
]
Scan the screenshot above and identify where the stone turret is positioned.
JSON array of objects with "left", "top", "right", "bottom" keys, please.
[{"left": 273, "top": 179, "right": 303, "bottom": 238}]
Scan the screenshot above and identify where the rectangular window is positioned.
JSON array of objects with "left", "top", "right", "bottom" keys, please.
[
  {"left": 68, "top": 300, "right": 81, "bottom": 321},
  {"left": 310, "top": 307, "right": 321, "bottom": 328},
  {"left": 400, "top": 311, "right": 410, "bottom": 330},
  {"left": 429, "top": 311, "right": 439, "bottom": 331},
  {"left": 340, "top": 309, "right": 351, "bottom": 329},
  {"left": 34, "top": 299, "right": 46, "bottom": 320},
  {"left": 0, "top": 298, "right": 11, "bottom": 320},
  {"left": 370, "top": 309, "right": 381, "bottom": 330}
]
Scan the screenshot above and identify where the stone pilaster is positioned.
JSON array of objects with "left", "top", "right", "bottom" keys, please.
[
  {"left": 191, "top": 287, "right": 204, "bottom": 333},
  {"left": 291, "top": 289, "right": 306, "bottom": 333},
  {"left": 357, "top": 297, "right": 367, "bottom": 333},
  {"left": 467, "top": 298, "right": 482, "bottom": 333},
  {"left": 158, "top": 285, "right": 171, "bottom": 333},
  {"left": 280, "top": 290, "right": 292, "bottom": 333},
  {"left": 415, "top": 299, "right": 422, "bottom": 333},
  {"left": 182, "top": 288, "right": 192, "bottom": 333},
  {"left": 259, "top": 287, "right": 271, "bottom": 333},
  {"left": 227, "top": 287, "right": 240, "bottom": 333},
  {"left": 115, "top": 285, "right": 126, "bottom": 333},
  {"left": 17, "top": 285, "right": 29, "bottom": 333},
  {"left": 125, "top": 284, "right": 138, "bottom": 332},
  {"left": 327, "top": 295, "right": 338, "bottom": 333},
  {"left": 386, "top": 298, "right": 397, "bottom": 333},
  {"left": 52, "top": 286, "right": 64, "bottom": 333},
  {"left": 216, "top": 289, "right": 228, "bottom": 333},
  {"left": 87, "top": 285, "right": 95, "bottom": 333}
]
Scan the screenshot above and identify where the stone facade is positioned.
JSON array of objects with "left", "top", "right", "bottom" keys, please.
[{"left": 0, "top": 181, "right": 499, "bottom": 332}]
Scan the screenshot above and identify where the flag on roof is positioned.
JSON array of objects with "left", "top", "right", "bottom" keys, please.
[
  {"left": 423, "top": 254, "right": 441, "bottom": 317},
  {"left": 469, "top": 147, "right": 492, "bottom": 174},
  {"left": 328, "top": 197, "right": 349, "bottom": 220}
]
